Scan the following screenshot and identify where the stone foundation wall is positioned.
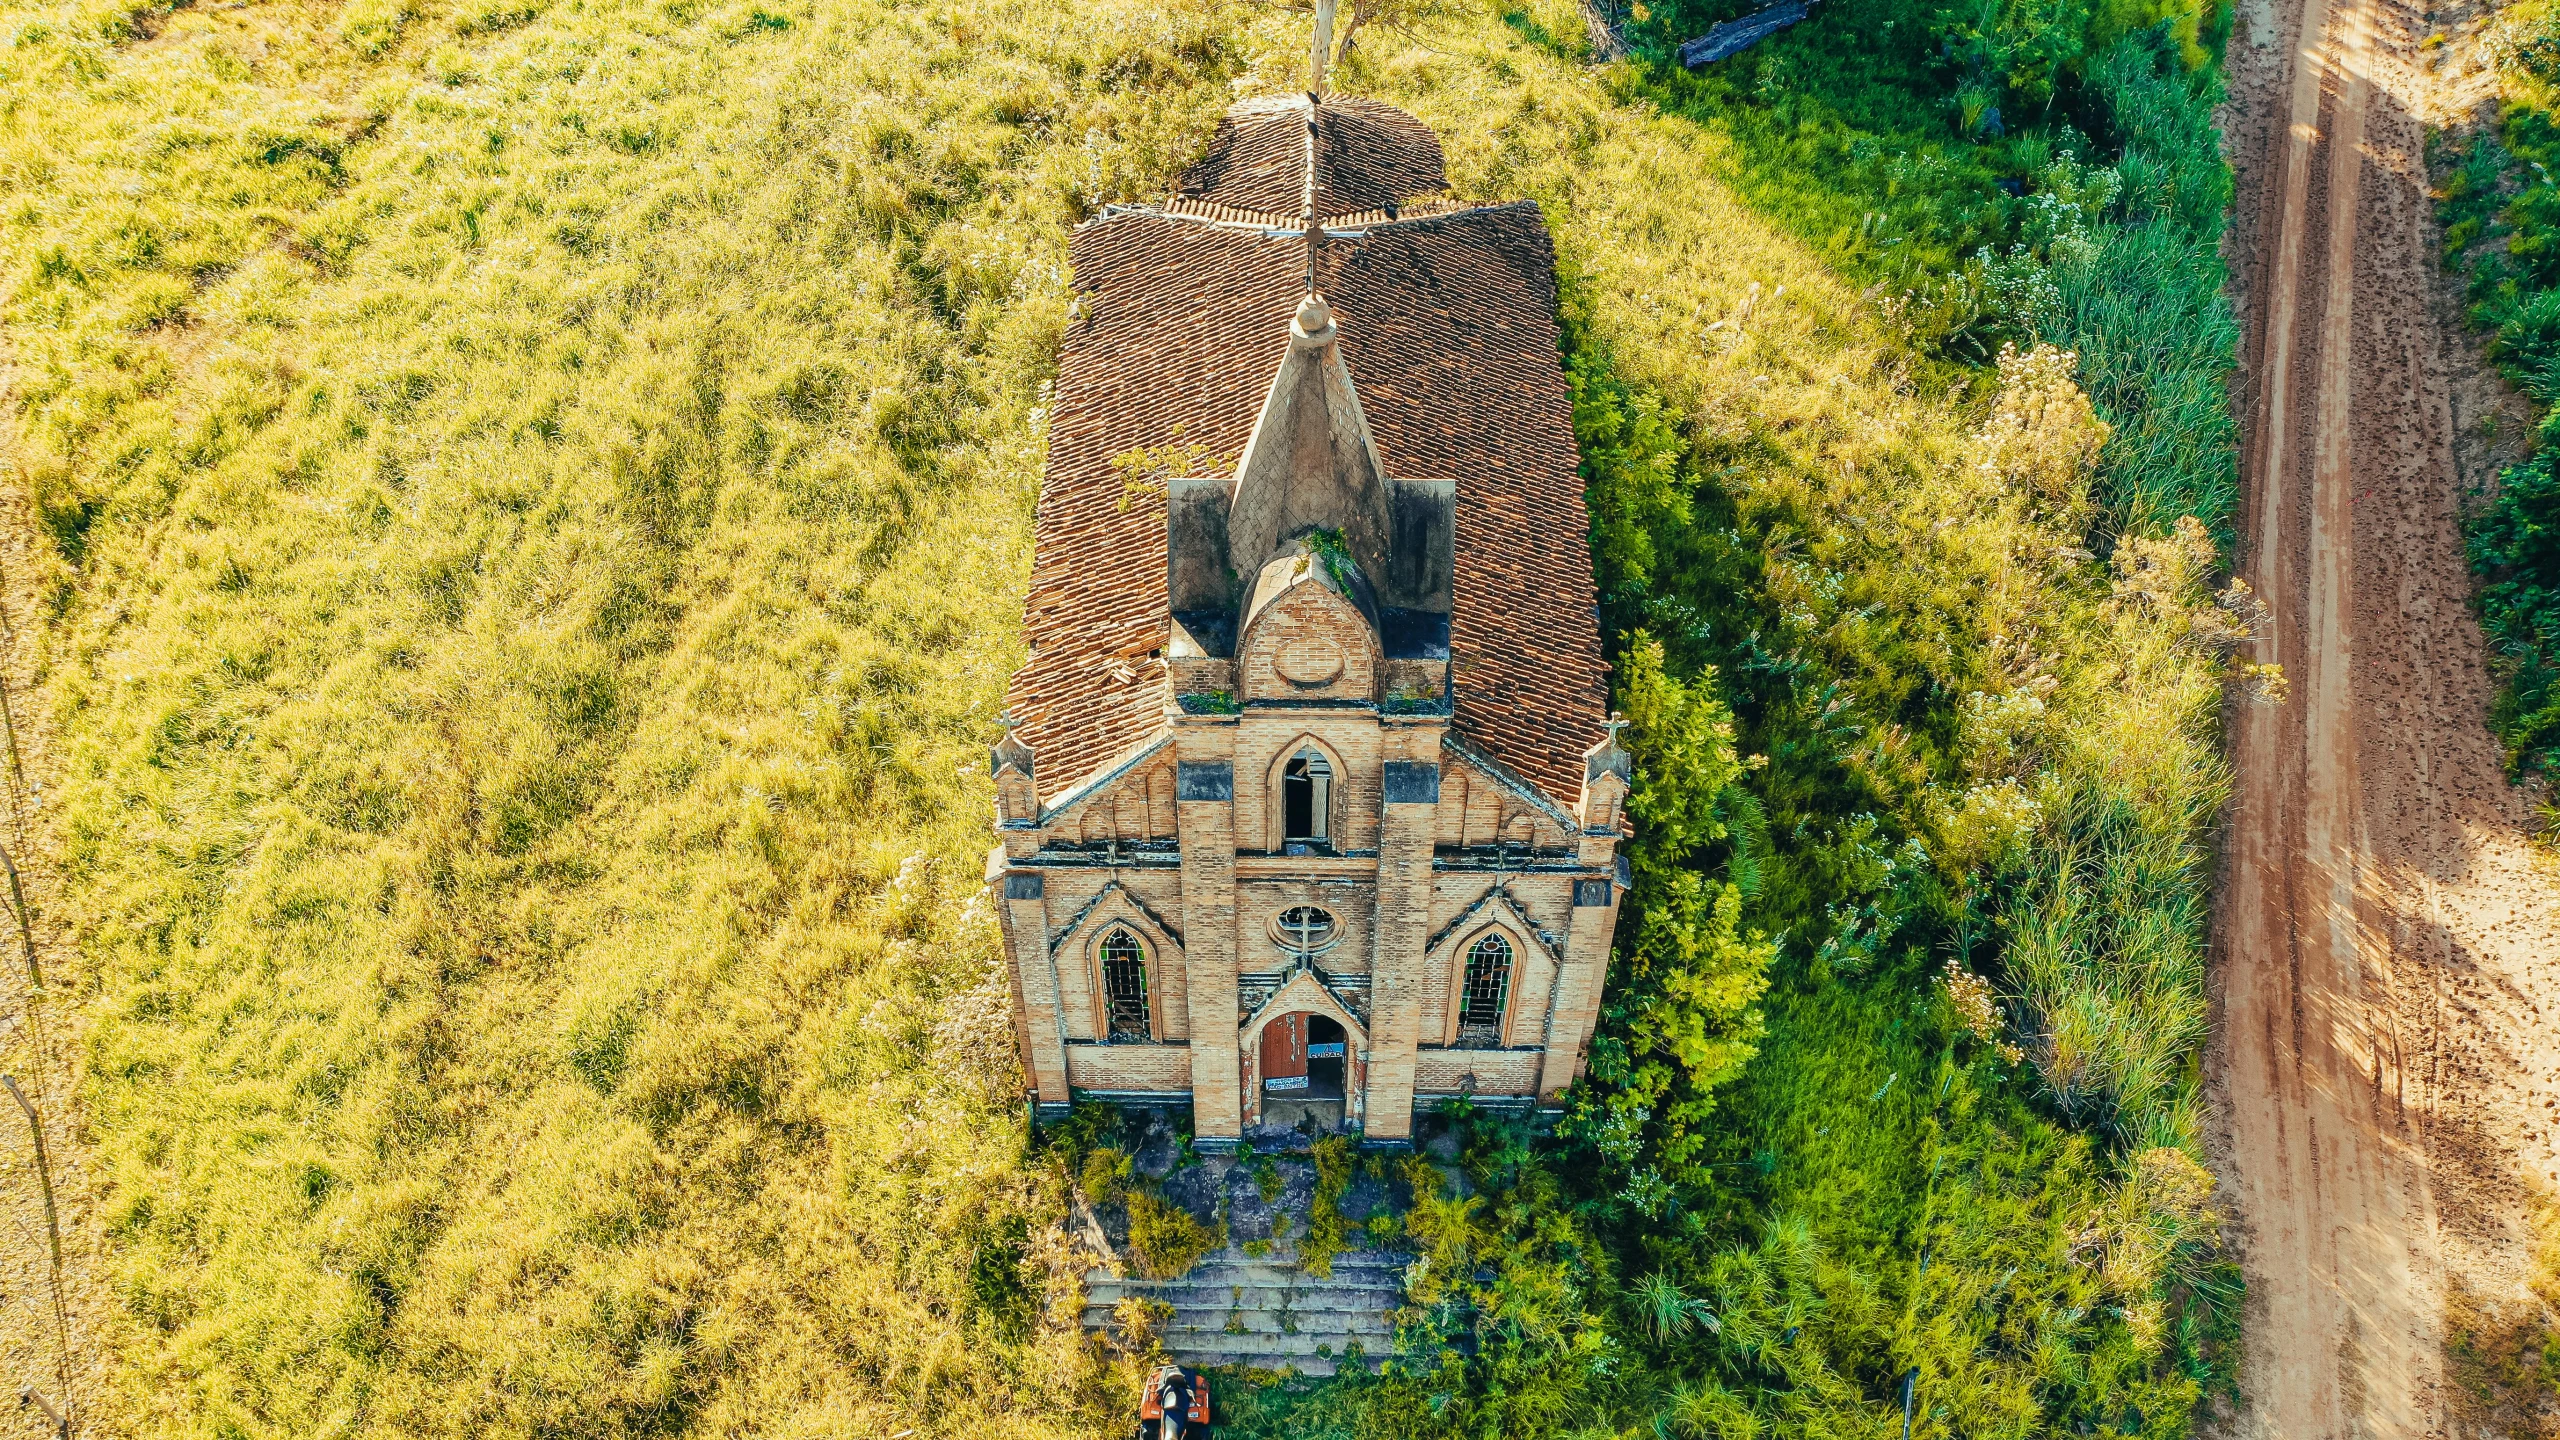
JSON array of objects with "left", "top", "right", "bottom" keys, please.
[
  {"left": 1066, "top": 1042, "right": 1194, "bottom": 1091},
  {"left": 1413, "top": 1047, "right": 1540, "bottom": 1096}
]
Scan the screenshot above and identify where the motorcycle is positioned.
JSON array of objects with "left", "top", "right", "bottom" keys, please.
[{"left": 1136, "top": 1365, "right": 1212, "bottom": 1439}]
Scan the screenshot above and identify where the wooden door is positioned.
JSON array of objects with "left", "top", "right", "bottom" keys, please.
[{"left": 1259, "top": 1014, "right": 1308, "bottom": 1091}]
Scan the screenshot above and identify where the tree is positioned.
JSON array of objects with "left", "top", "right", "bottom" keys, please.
[{"left": 1566, "top": 635, "right": 1774, "bottom": 1210}]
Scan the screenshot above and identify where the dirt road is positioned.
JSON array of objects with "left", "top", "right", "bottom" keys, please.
[{"left": 2212, "top": 0, "right": 2560, "bottom": 1433}]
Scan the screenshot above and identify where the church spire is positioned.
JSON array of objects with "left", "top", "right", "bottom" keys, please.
[{"left": 1224, "top": 291, "right": 1393, "bottom": 591}]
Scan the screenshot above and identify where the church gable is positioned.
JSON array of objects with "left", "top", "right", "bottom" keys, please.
[
  {"left": 1237, "top": 560, "right": 1382, "bottom": 706},
  {"left": 1040, "top": 744, "right": 1179, "bottom": 842}
]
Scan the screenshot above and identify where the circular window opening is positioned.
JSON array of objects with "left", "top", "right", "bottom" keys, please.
[{"left": 1271, "top": 905, "right": 1339, "bottom": 956}]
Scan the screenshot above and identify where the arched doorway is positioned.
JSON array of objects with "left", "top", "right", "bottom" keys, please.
[
  {"left": 1305, "top": 1015, "right": 1346, "bottom": 1099},
  {"left": 1255, "top": 1011, "right": 1351, "bottom": 1133}
]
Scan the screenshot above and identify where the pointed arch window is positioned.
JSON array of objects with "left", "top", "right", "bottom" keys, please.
[
  {"left": 1283, "top": 750, "right": 1333, "bottom": 846},
  {"left": 1102, "top": 929, "right": 1151, "bottom": 1040},
  {"left": 1457, "top": 933, "right": 1513, "bottom": 1047}
]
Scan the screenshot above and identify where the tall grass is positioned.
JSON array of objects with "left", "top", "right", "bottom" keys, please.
[
  {"left": 5, "top": 0, "right": 1247, "bottom": 1429},
  {"left": 2005, "top": 789, "right": 2217, "bottom": 1146},
  {"left": 2, "top": 0, "right": 2240, "bottom": 1428},
  {"left": 2053, "top": 33, "right": 2241, "bottom": 537}
]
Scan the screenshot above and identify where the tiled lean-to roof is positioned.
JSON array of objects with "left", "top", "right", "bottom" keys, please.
[{"left": 1007, "top": 95, "right": 1607, "bottom": 806}]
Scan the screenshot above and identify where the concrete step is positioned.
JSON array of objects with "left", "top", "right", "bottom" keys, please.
[
  {"left": 1085, "top": 1248, "right": 1412, "bottom": 1286},
  {"left": 1191, "top": 1329, "right": 1382, "bottom": 1354},
  {"left": 1090, "top": 1303, "right": 1394, "bottom": 1333},
  {"left": 1155, "top": 1317, "right": 1391, "bottom": 1344},
  {"left": 1083, "top": 1310, "right": 1395, "bottom": 1339},
  {"left": 1085, "top": 1279, "right": 1401, "bottom": 1309},
  {"left": 1179, "top": 1332, "right": 1390, "bottom": 1368},
  {"left": 1086, "top": 1311, "right": 1396, "bottom": 1337},
  {"left": 1082, "top": 1248, "right": 1412, "bottom": 1377}
]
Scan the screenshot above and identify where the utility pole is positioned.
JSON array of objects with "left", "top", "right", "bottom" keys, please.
[{"left": 1309, "top": 0, "right": 1336, "bottom": 98}]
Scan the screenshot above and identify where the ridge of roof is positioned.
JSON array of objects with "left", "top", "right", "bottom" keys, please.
[
  {"left": 1176, "top": 93, "right": 1450, "bottom": 223},
  {"left": 1105, "top": 195, "right": 1525, "bottom": 237}
]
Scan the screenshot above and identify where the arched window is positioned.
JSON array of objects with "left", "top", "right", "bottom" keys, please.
[
  {"left": 1102, "top": 929, "right": 1150, "bottom": 1040},
  {"left": 1282, "top": 750, "right": 1332, "bottom": 845},
  {"left": 1457, "top": 933, "right": 1513, "bottom": 1046}
]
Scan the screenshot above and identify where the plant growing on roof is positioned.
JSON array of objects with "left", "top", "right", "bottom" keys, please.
[
  {"left": 1298, "top": 525, "right": 1357, "bottom": 589},
  {"left": 1110, "top": 423, "right": 1229, "bottom": 513}
]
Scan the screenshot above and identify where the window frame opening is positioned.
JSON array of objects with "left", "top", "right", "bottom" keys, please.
[
  {"left": 1272, "top": 905, "right": 1339, "bottom": 957},
  {"left": 1282, "top": 749, "right": 1333, "bottom": 847},
  {"left": 1456, "top": 932, "right": 1513, "bottom": 1047},
  {"left": 1101, "top": 927, "right": 1151, "bottom": 1041}
]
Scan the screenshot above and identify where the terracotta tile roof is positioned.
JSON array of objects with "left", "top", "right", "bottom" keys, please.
[
  {"left": 1175, "top": 95, "right": 1451, "bottom": 223},
  {"left": 1008, "top": 100, "right": 1607, "bottom": 808}
]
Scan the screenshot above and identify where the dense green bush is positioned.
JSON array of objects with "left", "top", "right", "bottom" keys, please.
[
  {"left": 1565, "top": 634, "right": 1774, "bottom": 1207},
  {"left": 2438, "top": 13, "right": 2560, "bottom": 796},
  {"left": 1341, "top": 2, "right": 2242, "bottom": 1433}
]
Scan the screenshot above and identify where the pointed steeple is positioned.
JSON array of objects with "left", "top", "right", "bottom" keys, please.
[{"left": 1224, "top": 292, "right": 1395, "bottom": 589}]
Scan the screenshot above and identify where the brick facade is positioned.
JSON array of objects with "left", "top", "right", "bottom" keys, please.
[{"left": 987, "top": 89, "right": 1627, "bottom": 1148}]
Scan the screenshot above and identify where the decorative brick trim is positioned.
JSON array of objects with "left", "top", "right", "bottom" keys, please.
[{"left": 1046, "top": 878, "right": 1187, "bottom": 956}]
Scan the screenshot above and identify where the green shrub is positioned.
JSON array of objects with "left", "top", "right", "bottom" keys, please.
[
  {"left": 1566, "top": 635, "right": 1773, "bottom": 1207},
  {"left": 1126, "top": 1192, "right": 1217, "bottom": 1281},
  {"left": 1300, "top": 1134, "right": 1358, "bottom": 1279},
  {"left": 2432, "top": 10, "right": 2560, "bottom": 798},
  {"left": 1081, "top": 1146, "right": 1136, "bottom": 1204}
]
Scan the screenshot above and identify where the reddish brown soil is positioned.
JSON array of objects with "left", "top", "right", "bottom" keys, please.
[{"left": 2210, "top": 0, "right": 2560, "bottom": 1433}]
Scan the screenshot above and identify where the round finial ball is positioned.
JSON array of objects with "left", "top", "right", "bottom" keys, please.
[{"left": 1294, "top": 292, "right": 1334, "bottom": 338}]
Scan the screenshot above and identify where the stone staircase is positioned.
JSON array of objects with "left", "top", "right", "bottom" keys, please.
[{"left": 1082, "top": 1247, "right": 1410, "bottom": 1376}]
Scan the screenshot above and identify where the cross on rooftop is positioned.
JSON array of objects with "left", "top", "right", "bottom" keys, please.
[{"left": 1603, "top": 711, "right": 1629, "bottom": 748}]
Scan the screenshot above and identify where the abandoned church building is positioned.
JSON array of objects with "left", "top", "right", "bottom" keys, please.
[{"left": 984, "top": 76, "right": 1629, "bottom": 1150}]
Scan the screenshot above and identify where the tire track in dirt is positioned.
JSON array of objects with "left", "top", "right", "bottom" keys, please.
[
  {"left": 2212, "top": 0, "right": 2560, "bottom": 1432},
  {"left": 0, "top": 620, "right": 99, "bottom": 1440},
  {"left": 0, "top": 371, "right": 117, "bottom": 1436}
]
